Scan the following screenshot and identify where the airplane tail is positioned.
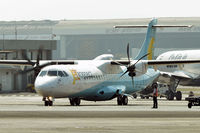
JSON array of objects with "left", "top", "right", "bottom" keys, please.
[
  {"left": 134, "top": 19, "right": 157, "bottom": 60},
  {"left": 115, "top": 18, "right": 191, "bottom": 60}
]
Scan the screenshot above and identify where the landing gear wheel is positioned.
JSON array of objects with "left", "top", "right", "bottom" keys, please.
[
  {"left": 188, "top": 102, "right": 192, "bottom": 108},
  {"left": 74, "top": 98, "right": 81, "bottom": 106},
  {"left": 176, "top": 91, "right": 182, "bottom": 101},
  {"left": 166, "top": 91, "right": 174, "bottom": 100},
  {"left": 117, "top": 95, "right": 128, "bottom": 105},
  {"left": 69, "top": 98, "right": 81, "bottom": 106},
  {"left": 48, "top": 101, "right": 53, "bottom": 106},
  {"left": 122, "top": 95, "right": 128, "bottom": 105},
  {"left": 43, "top": 97, "right": 53, "bottom": 106},
  {"left": 44, "top": 100, "right": 53, "bottom": 106},
  {"left": 117, "top": 95, "right": 123, "bottom": 105},
  {"left": 140, "top": 95, "right": 145, "bottom": 99},
  {"left": 132, "top": 94, "right": 137, "bottom": 99},
  {"left": 44, "top": 101, "right": 49, "bottom": 106},
  {"left": 69, "top": 98, "right": 75, "bottom": 106}
]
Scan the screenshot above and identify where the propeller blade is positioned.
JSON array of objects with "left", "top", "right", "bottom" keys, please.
[
  {"left": 127, "top": 43, "right": 130, "bottom": 66},
  {"left": 131, "top": 76, "right": 134, "bottom": 88},
  {"left": 112, "top": 61, "right": 126, "bottom": 66},
  {"left": 36, "top": 50, "right": 41, "bottom": 67},
  {"left": 21, "top": 50, "right": 35, "bottom": 66},
  {"left": 132, "top": 53, "right": 150, "bottom": 66},
  {"left": 19, "top": 67, "right": 36, "bottom": 74},
  {"left": 120, "top": 70, "right": 129, "bottom": 78}
]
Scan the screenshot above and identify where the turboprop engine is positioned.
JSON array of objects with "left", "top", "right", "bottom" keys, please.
[{"left": 130, "top": 60, "right": 148, "bottom": 77}]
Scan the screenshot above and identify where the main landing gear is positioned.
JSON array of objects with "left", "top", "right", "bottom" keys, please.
[
  {"left": 43, "top": 97, "right": 54, "bottom": 106},
  {"left": 69, "top": 98, "right": 81, "bottom": 106},
  {"left": 117, "top": 95, "right": 128, "bottom": 105},
  {"left": 166, "top": 90, "right": 182, "bottom": 100}
]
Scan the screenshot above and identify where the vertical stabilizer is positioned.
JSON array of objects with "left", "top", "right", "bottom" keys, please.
[{"left": 134, "top": 19, "right": 157, "bottom": 60}]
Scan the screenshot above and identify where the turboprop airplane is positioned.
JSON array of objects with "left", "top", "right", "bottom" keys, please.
[
  {"left": 115, "top": 18, "right": 192, "bottom": 101},
  {"left": 0, "top": 19, "right": 198, "bottom": 106}
]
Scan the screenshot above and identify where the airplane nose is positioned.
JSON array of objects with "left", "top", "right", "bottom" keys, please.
[{"left": 35, "top": 78, "right": 57, "bottom": 96}]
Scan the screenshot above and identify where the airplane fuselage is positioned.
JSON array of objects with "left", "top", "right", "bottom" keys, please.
[
  {"left": 157, "top": 50, "right": 200, "bottom": 86},
  {"left": 34, "top": 60, "right": 160, "bottom": 101}
]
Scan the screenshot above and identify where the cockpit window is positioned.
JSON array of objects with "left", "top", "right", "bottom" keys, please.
[
  {"left": 47, "top": 71, "right": 57, "bottom": 76},
  {"left": 39, "top": 71, "right": 47, "bottom": 77},
  {"left": 58, "top": 71, "right": 65, "bottom": 77},
  {"left": 63, "top": 71, "right": 69, "bottom": 77}
]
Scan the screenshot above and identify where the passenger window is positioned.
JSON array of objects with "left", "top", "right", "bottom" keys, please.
[
  {"left": 39, "top": 71, "right": 47, "bottom": 77},
  {"left": 58, "top": 71, "right": 65, "bottom": 77},
  {"left": 63, "top": 71, "right": 69, "bottom": 77},
  {"left": 47, "top": 71, "right": 57, "bottom": 76}
]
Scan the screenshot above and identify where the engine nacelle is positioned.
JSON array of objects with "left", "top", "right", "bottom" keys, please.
[{"left": 132, "top": 61, "right": 148, "bottom": 77}]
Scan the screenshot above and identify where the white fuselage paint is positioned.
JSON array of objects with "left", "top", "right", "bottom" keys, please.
[
  {"left": 34, "top": 60, "right": 159, "bottom": 99},
  {"left": 156, "top": 50, "right": 200, "bottom": 77}
]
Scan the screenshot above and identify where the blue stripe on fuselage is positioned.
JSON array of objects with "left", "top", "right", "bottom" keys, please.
[{"left": 68, "top": 68, "right": 160, "bottom": 101}]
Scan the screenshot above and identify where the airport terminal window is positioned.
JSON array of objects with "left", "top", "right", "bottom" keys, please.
[
  {"left": 58, "top": 71, "right": 65, "bottom": 77},
  {"left": 39, "top": 71, "right": 47, "bottom": 77},
  {"left": 47, "top": 71, "right": 57, "bottom": 76}
]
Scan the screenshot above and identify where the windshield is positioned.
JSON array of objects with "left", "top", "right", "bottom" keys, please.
[
  {"left": 42, "top": 70, "right": 69, "bottom": 77},
  {"left": 58, "top": 71, "right": 65, "bottom": 77},
  {"left": 47, "top": 71, "right": 57, "bottom": 76},
  {"left": 39, "top": 71, "right": 47, "bottom": 77}
]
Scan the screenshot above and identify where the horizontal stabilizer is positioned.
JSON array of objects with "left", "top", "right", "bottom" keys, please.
[{"left": 114, "top": 25, "right": 192, "bottom": 28}]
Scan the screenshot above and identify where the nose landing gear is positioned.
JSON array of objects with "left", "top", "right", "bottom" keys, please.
[{"left": 43, "top": 97, "right": 54, "bottom": 106}]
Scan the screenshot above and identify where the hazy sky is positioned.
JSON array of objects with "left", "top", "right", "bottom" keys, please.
[{"left": 0, "top": 0, "right": 199, "bottom": 21}]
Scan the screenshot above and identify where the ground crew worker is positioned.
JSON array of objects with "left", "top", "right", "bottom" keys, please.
[{"left": 152, "top": 83, "right": 158, "bottom": 108}]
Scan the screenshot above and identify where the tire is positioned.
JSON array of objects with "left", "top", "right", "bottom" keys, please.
[
  {"left": 140, "top": 95, "right": 145, "bottom": 99},
  {"left": 74, "top": 98, "right": 81, "bottom": 106},
  {"left": 176, "top": 91, "right": 182, "bottom": 101},
  {"left": 188, "top": 102, "right": 192, "bottom": 108},
  {"left": 132, "top": 94, "right": 137, "bottom": 99},
  {"left": 49, "top": 101, "right": 53, "bottom": 106},
  {"left": 44, "top": 101, "right": 49, "bottom": 106},
  {"left": 69, "top": 98, "right": 75, "bottom": 106},
  {"left": 117, "top": 96, "right": 123, "bottom": 105},
  {"left": 122, "top": 95, "right": 128, "bottom": 105},
  {"left": 167, "top": 91, "right": 174, "bottom": 100}
]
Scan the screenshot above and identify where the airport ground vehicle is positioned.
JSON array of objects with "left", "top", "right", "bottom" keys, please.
[{"left": 185, "top": 96, "right": 200, "bottom": 108}]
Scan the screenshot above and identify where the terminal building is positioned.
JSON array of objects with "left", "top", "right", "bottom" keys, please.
[{"left": 0, "top": 17, "right": 200, "bottom": 92}]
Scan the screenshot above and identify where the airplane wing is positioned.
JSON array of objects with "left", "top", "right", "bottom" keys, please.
[
  {"left": 0, "top": 60, "right": 75, "bottom": 66},
  {"left": 111, "top": 59, "right": 200, "bottom": 66},
  {"left": 158, "top": 71, "right": 192, "bottom": 84},
  {"left": 160, "top": 71, "right": 192, "bottom": 79}
]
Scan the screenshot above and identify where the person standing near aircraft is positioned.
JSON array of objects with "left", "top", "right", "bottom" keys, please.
[{"left": 152, "top": 83, "right": 158, "bottom": 108}]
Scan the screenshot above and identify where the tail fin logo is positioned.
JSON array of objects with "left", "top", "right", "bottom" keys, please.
[
  {"left": 70, "top": 69, "right": 80, "bottom": 85},
  {"left": 147, "top": 37, "right": 155, "bottom": 60}
]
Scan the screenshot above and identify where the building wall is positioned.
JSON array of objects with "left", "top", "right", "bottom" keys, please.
[
  {"left": 0, "top": 69, "right": 13, "bottom": 91},
  {"left": 0, "top": 18, "right": 200, "bottom": 92},
  {"left": 55, "top": 31, "right": 200, "bottom": 60},
  {"left": 52, "top": 17, "right": 200, "bottom": 60}
]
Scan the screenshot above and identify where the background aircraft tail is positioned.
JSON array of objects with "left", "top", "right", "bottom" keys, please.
[
  {"left": 115, "top": 18, "right": 191, "bottom": 61},
  {"left": 134, "top": 19, "right": 157, "bottom": 60}
]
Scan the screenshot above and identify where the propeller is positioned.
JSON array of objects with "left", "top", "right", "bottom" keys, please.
[
  {"left": 21, "top": 48, "right": 51, "bottom": 76},
  {"left": 118, "top": 43, "right": 149, "bottom": 87}
]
